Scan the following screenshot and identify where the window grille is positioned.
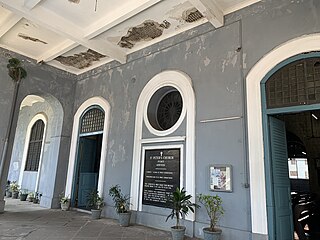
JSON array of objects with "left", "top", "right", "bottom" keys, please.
[
  {"left": 80, "top": 108, "right": 104, "bottom": 134},
  {"left": 157, "top": 91, "right": 183, "bottom": 130},
  {"left": 266, "top": 58, "right": 320, "bottom": 109},
  {"left": 25, "top": 120, "right": 45, "bottom": 171}
]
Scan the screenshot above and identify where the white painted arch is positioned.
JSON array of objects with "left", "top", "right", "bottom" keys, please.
[
  {"left": 246, "top": 34, "right": 320, "bottom": 236},
  {"left": 130, "top": 70, "right": 196, "bottom": 220},
  {"left": 18, "top": 113, "right": 47, "bottom": 192},
  {"left": 65, "top": 97, "right": 111, "bottom": 198}
]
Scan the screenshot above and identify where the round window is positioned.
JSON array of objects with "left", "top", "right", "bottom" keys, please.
[{"left": 147, "top": 87, "right": 183, "bottom": 131}]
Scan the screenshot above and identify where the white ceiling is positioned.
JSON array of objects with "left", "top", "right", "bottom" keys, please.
[{"left": 0, "top": 0, "right": 260, "bottom": 75}]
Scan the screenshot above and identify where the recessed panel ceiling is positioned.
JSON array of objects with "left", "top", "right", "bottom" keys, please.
[
  {"left": 0, "top": 0, "right": 260, "bottom": 75},
  {"left": 0, "top": 5, "right": 11, "bottom": 22},
  {"left": 38, "top": 0, "right": 131, "bottom": 28},
  {"left": 0, "top": 18, "right": 67, "bottom": 59}
]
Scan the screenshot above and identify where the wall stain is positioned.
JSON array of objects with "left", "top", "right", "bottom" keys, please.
[
  {"left": 18, "top": 33, "right": 47, "bottom": 44},
  {"left": 118, "top": 20, "right": 171, "bottom": 49},
  {"left": 55, "top": 49, "right": 105, "bottom": 69},
  {"left": 204, "top": 57, "right": 211, "bottom": 66},
  {"left": 222, "top": 51, "right": 238, "bottom": 72}
]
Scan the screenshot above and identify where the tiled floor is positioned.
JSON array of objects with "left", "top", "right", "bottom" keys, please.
[{"left": 0, "top": 198, "right": 200, "bottom": 240}]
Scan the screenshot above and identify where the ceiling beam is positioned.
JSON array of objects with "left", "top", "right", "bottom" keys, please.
[
  {"left": 188, "top": 0, "right": 224, "bottom": 28},
  {"left": 0, "top": 1, "right": 127, "bottom": 63},
  {"left": 85, "top": 0, "right": 163, "bottom": 39},
  {"left": 37, "top": 40, "right": 78, "bottom": 62},
  {"left": 41, "top": 0, "right": 162, "bottom": 62},
  {"left": 0, "top": 13, "right": 21, "bottom": 38},
  {"left": 24, "top": 0, "right": 43, "bottom": 10}
]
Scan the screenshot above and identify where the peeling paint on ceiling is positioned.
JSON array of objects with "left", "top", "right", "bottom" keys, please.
[
  {"left": 55, "top": 49, "right": 106, "bottom": 69},
  {"left": 18, "top": 33, "right": 48, "bottom": 44},
  {"left": 118, "top": 20, "right": 171, "bottom": 49},
  {"left": 183, "top": 8, "right": 204, "bottom": 23}
]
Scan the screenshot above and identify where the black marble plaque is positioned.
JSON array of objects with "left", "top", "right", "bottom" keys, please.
[{"left": 142, "top": 148, "right": 180, "bottom": 208}]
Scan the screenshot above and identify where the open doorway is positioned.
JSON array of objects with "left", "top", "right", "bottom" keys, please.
[
  {"left": 271, "top": 110, "right": 320, "bottom": 239},
  {"left": 71, "top": 106, "right": 104, "bottom": 209}
]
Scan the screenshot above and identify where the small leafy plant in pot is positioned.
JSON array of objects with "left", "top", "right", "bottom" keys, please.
[
  {"left": 197, "top": 194, "right": 224, "bottom": 240},
  {"left": 109, "top": 185, "right": 131, "bottom": 227},
  {"left": 87, "top": 190, "right": 105, "bottom": 219},
  {"left": 10, "top": 182, "right": 19, "bottom": 199},
  {"left": 59, "top": 192, "right": 70, "bottom": 211},
  {"left": 166, "top": 187, "right": 199, "bottom": 240},
  {"left": 28, "top": 192, "right": 35, "bottom": 202},
  {"left": 19, "top": 189, "right": 28, "bottom": 201}
]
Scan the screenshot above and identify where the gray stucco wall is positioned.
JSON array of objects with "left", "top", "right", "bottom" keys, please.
[
  {"left": 74, "top": 16, "right": 248, "bottom": 239},
  {"left": 1, "top": 0, "right": 320, "bottom": 239},
  {"left": 0, "top": 52, "right": 76, "bottom": 208},
  {"left": 73, "top": 1, "right": 320, "bottom": 239}
]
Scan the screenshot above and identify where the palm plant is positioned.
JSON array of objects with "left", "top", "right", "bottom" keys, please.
[
  {"left": 7, "top": 58, "right": 27, "bottom": 82},
  {"left": 87, "top": 190, "right": 104, "bottom": 210},
  {"left": 109, "top": 185, "right": 130, "bottom": 213},
  {"left": 166, "top": 187, "right": 199, "bottom": 228}
]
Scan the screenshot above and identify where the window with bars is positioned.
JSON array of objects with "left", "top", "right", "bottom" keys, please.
[
  {"left": 25, "top": 120, "right": 45, "bottom": 171},
  {"left": 266, "top": 58, "right": 320, "bottom": 109},
  {"left": 80, "top": 107, "right": 105, "bottom": 134}
]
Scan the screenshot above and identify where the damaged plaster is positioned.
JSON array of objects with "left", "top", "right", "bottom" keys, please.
[
  {"left": 183, "top": 8, "right": 204, "bottom": 23},
  {"left": 55, "top": 49, "right": 105, "bottom": 69},
  {"left": 18, "top": 33, "right": 47, "bottom": 44},
  {"left": 118, "top": 20, "right": 171, "bottom": 49}
]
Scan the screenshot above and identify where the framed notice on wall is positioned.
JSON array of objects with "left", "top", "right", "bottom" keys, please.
[
  {"left": 209, "top": 164, "right": 232, "bottom": 192},
  {"left": 142, "top": 148, "right": 180, "bottom": 208}
]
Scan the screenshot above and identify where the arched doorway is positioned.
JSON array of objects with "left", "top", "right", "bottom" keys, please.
[
  {"left": 263, "top": 57, "right": 320, "bottom": 240},
  {"left": 65, "top": 97, "right": 110, "bottom": 208},
  {"left": 246, "top": 34, "right": 320, "bottom": 239},
  {"left": 71, "top": 106, "right": 104, "bottom": 208}
]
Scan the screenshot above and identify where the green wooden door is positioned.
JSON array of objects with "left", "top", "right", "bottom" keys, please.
[{"left": 269, "top": 116, "right": 293, "bottom": 240}]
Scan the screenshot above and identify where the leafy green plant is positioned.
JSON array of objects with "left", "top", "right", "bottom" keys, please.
[
  {"left": 197, "top": 194, "right": 224, "bottom": 232},
  {"left": 19, "top": 189, "right": 28, "bottom": 195},
  {"left": 166, "top": 187, "right": 199, "bottom": 228},
  {"left": 87, "top": 190, "right": 104, "bottom": 210},
  {"left": 9, "top": 181, "right": 19, "bottom": 192},
  {"left": 109, "top": 185, "right": 130, "bottom": 213},
  {"left": 59, "top": 192, "right": 70, "bottom": 204},
  {"left": 7, "top": 58, "right": 27, "bottom": 82}
]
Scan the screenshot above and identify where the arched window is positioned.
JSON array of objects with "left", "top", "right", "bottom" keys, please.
[
  {"left": 25, "top": 120, "right": 45, "bottom": 171},
  {"left": 80, "top": 107, "right": 105, "bottom": 134}
]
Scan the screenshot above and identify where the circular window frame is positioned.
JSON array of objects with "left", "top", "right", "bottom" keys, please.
[{"left": 144, "top": 84, "right": 186, "bottom": 136}]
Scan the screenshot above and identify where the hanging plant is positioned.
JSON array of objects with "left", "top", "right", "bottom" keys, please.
[{"left": 7, "top": 58, "right": 27, "bottom": 82}]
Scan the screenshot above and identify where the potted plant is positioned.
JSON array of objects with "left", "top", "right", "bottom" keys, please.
[
  {"left": 5, "top": 181, "right": 12, "bottom": 198},
  {"left": 59, "top": 192, "right": 70, "bottom": 211},
  {"left": 28, "top": 192, "right": 35, "bottom": 202},
  {"left": 87, "top": 190, "right": 105, "bottom": 219},
  {"left": 197, "top": 194, "right": 224, "bottom": 240},
  {"left": 109, "top": 185, "right": 131, "bottom": 227},
  {"left": 10, "top": 181, "right": 19, "bottom": 199},
  {"left": 166, "top": 187, "right": 199, "bottom": 240},
  {"left": 19, "top": 189, "right": 28, "bottom": 201},
  {"left": 33, "top": 192, "right": 41, "bottom": 204}
]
